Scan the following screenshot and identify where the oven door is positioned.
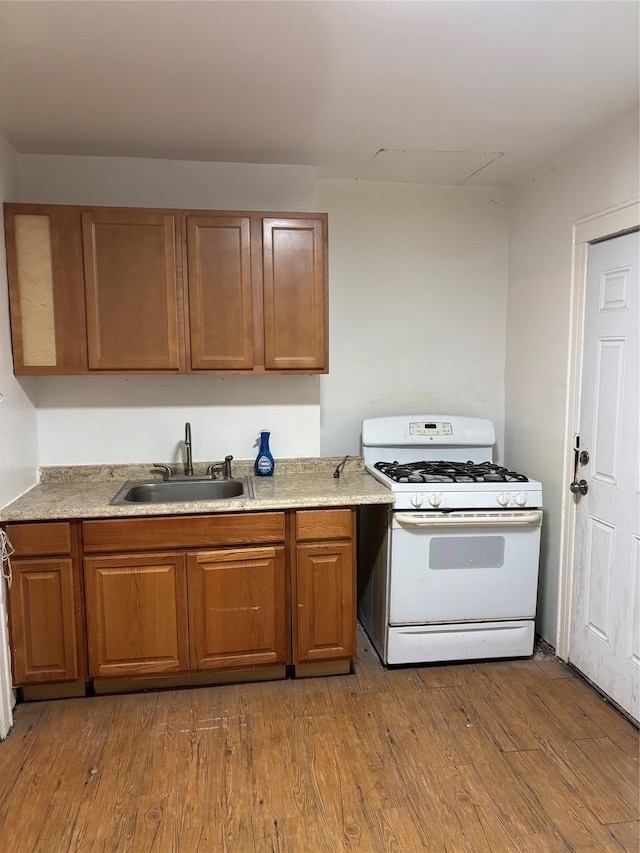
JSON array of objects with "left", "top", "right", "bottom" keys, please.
[{"left": 388, "top": 510, "right": 542, "bottom": 624}]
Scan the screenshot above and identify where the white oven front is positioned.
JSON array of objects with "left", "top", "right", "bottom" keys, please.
[{"left": 388, "top": 509, "right": 542, "bottom": 625}]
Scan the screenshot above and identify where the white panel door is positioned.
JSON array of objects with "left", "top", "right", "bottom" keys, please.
[{"left": 569, "top": 230, "right": 639, "bottom": 721}]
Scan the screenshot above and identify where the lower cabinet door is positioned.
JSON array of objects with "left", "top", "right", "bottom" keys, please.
[
  {"left": 9, "top": 558, "right": 79, "bottom": 683},
  {"left": 187, "top": 546, "right": 287, "bottom": 670},
  {"left": 84, "top": 552, "right": 189, "bottom": 677},
  {"left": 295, "top": 542, "right": 355, "bottom": 662}
]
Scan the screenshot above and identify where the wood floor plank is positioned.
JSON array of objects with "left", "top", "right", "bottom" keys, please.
[
  {"left": 575, "top": 736, "right": 639, "bottom": 814},
  {"left": 410, "top": 684, "right": 506, "bottom": 767},
  {"left": 364, "top": 805, "right": 432, "bottom": 853},
  {"left": 607, "top": 820, "right": 640, "bottom": 852},
  {"left": 475, "top": 661, "right": 590, "bottom": 749},
  {"left": 456, "top": 759, "right": 550, "bottom": 839},
  {"left": 544, "top": 737, "right": 639, "bottom": 824},
  {"left": 532, "top": 658, "right": 576, "bottom": 679},
  {"left": 2, "top": 629, "right": 638, "bottom": 853},
  {"left": 320, "top": 738, "right": 379, "bottom": 850},
  {"left": 505, "top": 748, "right": 619, "bottom": 848},
  {"left": 272, "top": 813, "right": 336, "bottom": 853},
  {"left": 513, "top": 830, "right": 572, "bottom": 851},
  {"left": 555, "top": 675, "right": 639, "bottom": 757},
  {"left": 441, "top": 664, "right": 543, "bottom": 752},
  {"left": 415, "top": 661, "right": 461, "bottom": 689}
]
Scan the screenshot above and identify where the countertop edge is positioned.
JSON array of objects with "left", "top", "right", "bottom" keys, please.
[{"left": 0, "top": 471, "right": 395, "bottom": 523}]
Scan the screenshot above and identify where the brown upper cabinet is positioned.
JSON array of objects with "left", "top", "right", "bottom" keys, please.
[
  {"left": 184, "top": 214, "right": 254, "bottom": 371},
  {"left": 82, "top": 209, "right": 184, "bottom": 371},
  {"left": 3, "top": 203, "right": 328, "bottom": 375}
]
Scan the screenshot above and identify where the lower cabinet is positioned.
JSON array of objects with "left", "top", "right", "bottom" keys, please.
[
  {"left": 5, "top": 521, "right": 84, "bottom": 689},
  {"left": 84, "top": 552, "right": 189, "bottom": 678},
  {"left": 4, "top": 506, "right": 357, "bottom": 694},
  {"left": 10, "top": 557, "right": 79, "bottom": 683},
  {"left": 188, "top": 546, "right": 286, "bottom": 670},
  {"left": 82, "top": 512, "right": 289, "bottom": 681},
  {"left": 293, "top": 509, "right": 356, "bottom": 665}
]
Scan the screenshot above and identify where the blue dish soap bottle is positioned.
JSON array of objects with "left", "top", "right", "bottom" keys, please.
[{"left": 254, "top": 430, "right": 275, "bottom": 476}]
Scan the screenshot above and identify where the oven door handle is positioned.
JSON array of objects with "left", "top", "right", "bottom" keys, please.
[{"left": 394, "top": 510, "right": 542, "bottom": 528}]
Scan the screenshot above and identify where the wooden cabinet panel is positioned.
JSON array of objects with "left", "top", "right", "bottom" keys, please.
[
  {"left": 84, "top": 552, "right": 189, "bottom": 677},
  {"left": 9, "top": 558, "right": 79, "bottom": 683},
  {"left": 188, "top": 546, "right": 287, "bottom": 670},
  {"left": 82, "top": 209, "right": 184, "bottom": 371},
  {"left": 5, "top": 521, "right": 72, "bottom": 557},
  {"left": 82, "top": 512, "right": 286, "bottom": 553},
  {"left": 4, "top": 204, "right": 328, "bottom": 376},
  {"left": 185, "top": 215, "right": 254, "bottom": 370},
  {"left": 296, "top": 509, "right": 353, "bottom": 542},
  {"left": 3, "top": 203, "right": 87, "bottom": 374},
  {"left": 263, "top": 217, "right": 327, "bottom": 371},
  {"left": 295, "top": 542, "right": 355, "bottom": 663}
]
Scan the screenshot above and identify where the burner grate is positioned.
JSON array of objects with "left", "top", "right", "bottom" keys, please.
[{"left": 374, "top": 460, "right": 529, "bottom": 484}]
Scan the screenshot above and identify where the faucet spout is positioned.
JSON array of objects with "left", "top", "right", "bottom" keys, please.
[{"left": 184, "top": 422, "right": 194, "bottom": 476}]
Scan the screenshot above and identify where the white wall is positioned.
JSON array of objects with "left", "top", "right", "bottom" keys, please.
[
  {"left": 505, "top": 110, "right": 640, "bottom": 645},
  {"left": 316, "top": 180, "right": 509, "bottom": 458},
  {"left": 15, "top": 154, "right": 322, "bottom": 465},
  {"left": 0, "top": 142, "right": 38, "bottom": 503},
  {"left": 0, "top": 134, "right": 36, "bottom": 738},
  {"left": 34, "top": 375, "right": 319, "bottom": 466}
]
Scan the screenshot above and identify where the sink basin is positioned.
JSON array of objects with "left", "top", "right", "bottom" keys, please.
[{"left": 110, "top": 476, "right": 254, "bottom": 505}]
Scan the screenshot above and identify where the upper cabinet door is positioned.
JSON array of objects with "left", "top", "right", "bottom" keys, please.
[
  {"left": 3, "top": 204, "right": 88, "bottom": 374},
  {"left": 185, "top": 215, "right": 254, "bottom": 371},
  {"left": 262, "top": 217, "right": 328, "bottom": 372},
  {"left": 82, "top": 210, "right": 184, "bottom": 371}
]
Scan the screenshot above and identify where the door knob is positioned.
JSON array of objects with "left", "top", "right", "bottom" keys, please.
[{"left": 570, "top": 479, "right": 589, "bottom": 495}]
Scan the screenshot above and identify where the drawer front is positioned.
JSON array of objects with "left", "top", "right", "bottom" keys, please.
[
  {"left": 5, "top": 522, "right": 72, "bottom": 557},
  {"left": 295, "top": 509, "right": 354, "bottom": 542},
  {"left": 82, "top": 512, "right": 286, "bottom": 553}
]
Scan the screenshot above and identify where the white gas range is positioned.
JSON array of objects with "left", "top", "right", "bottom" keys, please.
[{"left": 358, "top": 415, "right": 543, "bottom": 665}]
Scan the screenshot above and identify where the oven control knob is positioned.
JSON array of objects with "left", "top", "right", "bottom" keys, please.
[
  {"left": 410, "top": 494, "right": 424, "bottom": 508},
  {"left": 515, "top": 492, "right": 527, "bottom": 506},
  {"left": 497, "top": 492, "right": 510, "bottom": 507},
  {"left": 428, "top": 493, "right": 442, "bottom": 507}
]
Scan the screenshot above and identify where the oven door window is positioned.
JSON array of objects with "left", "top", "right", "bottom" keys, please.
[{"left": 429, "top": 535, "right": 505, "bottom": 570}]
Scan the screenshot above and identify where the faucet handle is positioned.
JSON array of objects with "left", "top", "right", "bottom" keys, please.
[
  {"left": 153, "top": 463, "right": 172, "bottom": 480},
  {"left": 224, "top": 455, "right": 233, "bottom": 479},
  {"left": 206, "top": 455, "right": 234, "bottom": 479}
]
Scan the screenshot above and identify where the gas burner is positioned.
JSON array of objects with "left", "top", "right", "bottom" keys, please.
[{"left": 374, "top": 460, "right": 529, "bottom": 484}]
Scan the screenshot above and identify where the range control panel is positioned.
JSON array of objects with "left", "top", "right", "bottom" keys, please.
[{"left": 408, "top": 421, "right": 453, "bottom": 437}]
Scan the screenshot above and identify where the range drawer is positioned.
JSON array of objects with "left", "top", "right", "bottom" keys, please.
[
  {"left": 82, "top": 512, "right": 286, "bottom": 553},
  {"left": 5, "top": 522, "right": 73, "bottom": 556}
]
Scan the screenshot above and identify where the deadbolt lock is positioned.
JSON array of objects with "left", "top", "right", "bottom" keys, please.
[{"left": 579, "top": 450, "right": 590, "bottom": 465}]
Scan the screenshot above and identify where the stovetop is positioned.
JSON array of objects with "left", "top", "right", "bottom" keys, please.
[
  {"left": 374, "top": 460, "right": 530, "bottom": 484},
  {"left": 361, "top": 414, "right": 543, "bottom": 510},
  {"left": 365, "top": 462, "right": 542, "bottom": 509}
]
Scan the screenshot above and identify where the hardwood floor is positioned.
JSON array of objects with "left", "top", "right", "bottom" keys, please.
[{"left": 1, "top": 627, "right": 638, "bottom": 852}]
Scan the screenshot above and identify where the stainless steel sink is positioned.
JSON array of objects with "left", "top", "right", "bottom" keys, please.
[{"left": 110, "top": 476, "right": 254, "bottom": 505}]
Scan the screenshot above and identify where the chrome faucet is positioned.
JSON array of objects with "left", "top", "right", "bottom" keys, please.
[{"left": 184, "top": 422, "right": 194, "bottom": 476}]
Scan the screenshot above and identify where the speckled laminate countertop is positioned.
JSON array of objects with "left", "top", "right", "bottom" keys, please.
[{"left": 0, "top": 458, "right": 394, "bottom": 522}]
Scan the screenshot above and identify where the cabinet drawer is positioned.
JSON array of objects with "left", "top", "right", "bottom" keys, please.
[
  {"left": 295, "top": 509, "right": 353, "bottom": 542},
  {"left": 5, "top": 522, "right": 72, "bottom": 557},
  {"left": 82, "top": 512, "right": 286, "bottom": 553}
]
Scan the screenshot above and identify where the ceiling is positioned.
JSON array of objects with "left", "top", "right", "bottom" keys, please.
[{"left": 1, "top": 0, "right": 638, "bottom": 188}]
